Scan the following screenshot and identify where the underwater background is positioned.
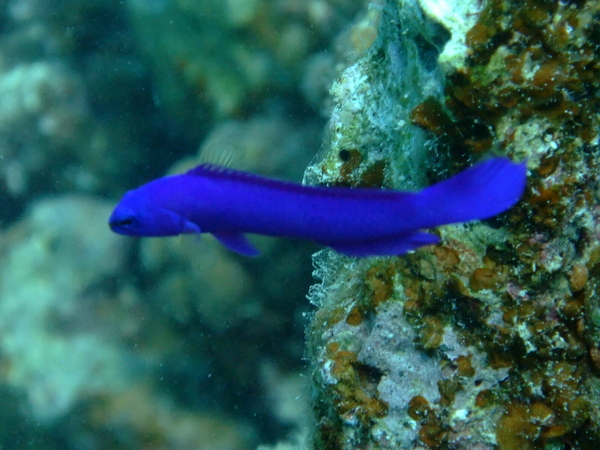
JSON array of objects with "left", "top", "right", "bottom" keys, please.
[{"left": 1, "top": 0, "right": 600, "bottom": 449}]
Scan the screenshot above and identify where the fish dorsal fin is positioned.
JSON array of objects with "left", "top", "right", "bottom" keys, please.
[
  {"left": 184, "top": 163, "right": 244, "bottom": 177},
  {"left": 198, "top": 141, "right": 245, "bottom": 169},
  {"left": 183, "top": 163, "right": 410, "bottom": 203},
  {"left": 184, "top": 163, "right": 318, "bottom": 195},
  {"left": 198, "top": 122, "right": 247, "bottom": 169}
]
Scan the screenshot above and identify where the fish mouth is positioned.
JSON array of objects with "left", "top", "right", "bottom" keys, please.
[{"left": 108, "top": 210, "right": 139, "bottom": 235}]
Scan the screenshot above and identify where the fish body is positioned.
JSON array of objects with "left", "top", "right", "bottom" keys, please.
[{"left": 109, "top": 157, "right": 526, "bottom": 257}]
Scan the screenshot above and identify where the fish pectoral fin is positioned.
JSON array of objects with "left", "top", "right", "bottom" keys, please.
[
  {"left": 328, "top": 232, "right": 440, "bottom": 257},
  {"left": 213, "top": 232, "right": 260, "bottom": 256},
  {"left": 180, "top": 220, "right": 201, "bottom": 234}
]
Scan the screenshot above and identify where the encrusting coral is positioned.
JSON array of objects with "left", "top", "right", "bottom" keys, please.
[{"left": 305, "top": 0, "right": 600, "bottom": 449}]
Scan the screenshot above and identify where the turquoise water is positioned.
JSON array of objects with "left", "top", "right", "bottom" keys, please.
[
  {"left": 0, "top": 0, "right": 356, "bottom": 448},
  {"left": 3, "top": 1, "right": 600, "bottom": 449}
]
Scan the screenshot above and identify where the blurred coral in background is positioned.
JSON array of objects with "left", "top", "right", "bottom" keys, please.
[{"left": 0, "top": 0, "right": 367, "bottom": 448}]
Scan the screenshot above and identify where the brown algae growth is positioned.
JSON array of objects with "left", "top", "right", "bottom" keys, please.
[{"left": 305, "top": 0, "right": 600, "bottom": 449}]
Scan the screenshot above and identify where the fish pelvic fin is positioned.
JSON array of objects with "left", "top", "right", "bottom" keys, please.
[{"left": 213, "top": 232, "right": 260, "bottom": 256}]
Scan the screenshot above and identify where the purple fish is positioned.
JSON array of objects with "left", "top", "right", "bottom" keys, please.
[{"left": 108, "top": 157, "right": 526, "bottom": 257}]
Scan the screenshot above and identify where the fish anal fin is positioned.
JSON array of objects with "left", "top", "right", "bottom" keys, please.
[
  {"left": 329, "top": 232, "right": 440, "bottom": 257},
  {"left": 213, "top": 232, "right": 260, "bottom": 256},
  {"left": 180, "top": 220, "right": 201, "bottom": 234}
]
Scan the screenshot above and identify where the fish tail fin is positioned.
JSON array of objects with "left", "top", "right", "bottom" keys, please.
[{"left": 418, "top": 157, "right": 527, "bottom": 227}]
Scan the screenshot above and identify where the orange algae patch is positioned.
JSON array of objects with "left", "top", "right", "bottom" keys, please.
[
  {"left": 344, "top": 262, "right": 397, "bottom": 326},
  {"left": 345, "top": 305, "right": 364, "bottom": 326},
  {"left": 456, "top": 355, "right": 475, "bottom": 378},
  {"left": 475, "top": 389, "right": 497, "bottom": 408},
  {"left": 469, "top": 257, "right": 507, "bottom": 291},
  {"left": 437, "top": 378, "right": 463, "bottom": 407},
  {"left": 496, "top": 400, "right": 574, "bottom": 450},
  {"left": 407, "top": 395, "right": 430, "bottom": 421},
  {"left": 365, "top": 263, "right": 395, "bottom": 307},
  {"left": 418, "top": 415, "right": 447, "bottom": 448},
  {"left": 407, "top": 395, "right": 448, "bottom": 448},
  {"left": 568, "top": 264, "right": 588, "bottom": 292},
  {"left": 420, "top": 316, "right": 445, "bottom": 351},
  {"left": 324, "top": 342, "right": 389, "bottom": 426},
  {"left": 410, "top": 97, "right": 454, "bottom": 136},
  {"left": 312, "top": 304, "right": 350, "bottom": 330},
  {"left": 331, "top": 148, "right": 387, "bottom": 188},
  {"left": 337, "top": 148, "right": 362, "bottom": 185},
  {"left": 496, "top": 403, "right": 543, "bottom": 450}
]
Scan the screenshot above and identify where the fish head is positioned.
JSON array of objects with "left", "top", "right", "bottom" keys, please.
[{"left": 109, "top": 190, "right": 201, "bottom": 237}]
